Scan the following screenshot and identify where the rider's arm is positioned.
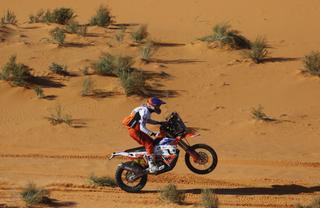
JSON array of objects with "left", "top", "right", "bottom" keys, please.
[
  {"left": 139, "top": 109, "right": 156, "bottom": 136},
  {"left": 146, "top": 118, "right": 161, "bottom": 125}
]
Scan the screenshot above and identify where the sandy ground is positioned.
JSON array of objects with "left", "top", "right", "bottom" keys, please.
[{"left": 0, "top": 0, "right": 320, "bottom": 207}]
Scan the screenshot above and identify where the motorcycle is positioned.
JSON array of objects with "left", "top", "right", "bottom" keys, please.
[{"left": 109, "top": 112, "right": 218, "bottom": 193}]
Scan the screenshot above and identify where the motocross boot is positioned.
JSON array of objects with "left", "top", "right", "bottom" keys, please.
[{"left": 147, "top": 154, "right": 162, "bottom": 173}]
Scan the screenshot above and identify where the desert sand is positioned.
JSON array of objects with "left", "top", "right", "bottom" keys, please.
[{"left": 0, "top": 0, "right": 320, "bottom": 207}]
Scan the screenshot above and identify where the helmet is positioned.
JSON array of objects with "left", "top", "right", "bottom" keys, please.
[{"left": 147, "top": 97, "right": 166, "bottom": 114}]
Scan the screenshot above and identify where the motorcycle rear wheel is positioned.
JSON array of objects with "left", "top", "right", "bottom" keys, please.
[
  {"left": 115, "top": 165, "right": 148, "bottom": 193},
  {"left": 185, "top": 143, "right": 218, "bottom": 174}
]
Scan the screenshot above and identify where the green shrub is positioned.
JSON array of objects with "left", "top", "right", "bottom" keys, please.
[
  {"left": 1, "top": 10, "right": 17, "bottom": 25},
  {"left": 295, "top": 197, "right": 320, "bottom": 208},
  {"left": 81, "top": 76, "right": 95, "bottom": 96},
  {"left": 47, "top": 105, "right": 72, "bottom": 126},
  {"left": 251, "top": 105, "right": 275, "bottom": 122},
  {"left": 94, "top": 53, "right": 115, "bottom": 76},
  {"left": 160, "top": 184, "right": 185, "bottom": 204},
  {"left": 29, "top": 9, "right": 45, "bottom": 23},
  {"left": 140, "top": 41, "right": 156, "bottom": 63},
  {"left": 115, "top": 26, "right": 126, "bottom": 42},
  {"left": 29, "top": 8, "right": 74, "bottom": 24},
  {"left": 49, "top": 62, "right": 69, "bottom": 76},
  {"left": 50, "top": 27, "right": 65, "bottom": 46},
  {"left": 131, "top": 25, "right": 148, "bottom": 43},
  {"left": 303, "top": 51, "right": 320, "bottom": 76},
  {"left": 50, "top": 7, "right": 74, "bottom": 24},
  {"left": 119, "top": 69, "right": 145, "bottom": 96},
  {"left": 200, "top": 23, "right": 250, "bottom": 49},
  {"left": 0, "top": 55, "right": 32, "bottom": 86},
  {"left": 243, "top": 37, "right": 269, "bottom": 63},
  {"left": 34, "top": 86, "right": 45, "bottom": 98},
  {"left": 90, "top": 5, "right": 112, "bottom": 27},
  {"left": 65, "top": 21, "right": 87, "bottom": 36},
  {"left": 88, "top": 175, "right": 117, "bottom": 187},
  {"left": 20, "top": 183, "right": 49, "bottom": 206},
  {"left": 201, "top": 189, "right": 219, "bottom": 208},
  {"left": 94, "top": 54, "right": 134, "bottom": 76}
]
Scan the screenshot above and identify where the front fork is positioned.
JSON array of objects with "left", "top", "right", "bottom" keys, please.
[{"left": 178, "top": 140, "right": 200, "bottom": 162}]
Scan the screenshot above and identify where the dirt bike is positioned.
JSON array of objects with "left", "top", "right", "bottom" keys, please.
[{"left": 109, "top": 112, "right": 218, "bottom": 193}]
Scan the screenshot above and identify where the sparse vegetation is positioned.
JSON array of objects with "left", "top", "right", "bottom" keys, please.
[
  {"left": 29, "top": 8, "right": 74, "bottom": 24},
  {"left": 140, "top": 41, "right": 156, "bottom": 63},
  {"left": 89, "top": 175, "right": 117, "bottom": 187},
  {"left": 29, "top": 9, "right": 45, "bottom": 23},
  {"left": 49, "top": 62, "right": 69, "bottom": 76},
  {"left": 302, "top": 51, "right": 320, "bottom": 76},
  {"left": 160, "top": 184, "right": 185, "bottom": 204},
  {"left": 119, "top": 69, "right": 146, "bottom": 96},
  {"left": 20, "top": 183, "right": 49, "bottom": 206},
  {"left": 47, "top": 105, "right": 72, "bottom": 126},
  {"left": 243, "top": 37, "right": 269, "bottom": 63},
  {"left": 295, "top": 197, "right": 320, "bottom": 208},
  {"left": 200, "top": 23, "right": 250, "bottom": 49},
  {"left": 94, "top": 53, "right": 116, "bottom": 76},
  {"left": 50, "top": 27, "right": 65, "bottom": 46},
  {"left": 251, "top": 105, "right": 275, "bottom": 122},
  {"left": 90, "top": 5, "right": 112, "bottom": 27},
  {"left": 81, "top": 76, "right": 95, "bottom": 96},
  {"left": 201, "top": 189, "right": 219, "bottom": 208},
  {"left": 0, "top": 55, "right": 32, "bottom": 86},
  {"left": 131, "top": 25, "right": 148, "bottom": 43},
  {"left": 94, "top": 54, "right": 134, "bottom": 77},
  {"left": 34, "top": 86, "right": 45, "bottom": 99},
  {"left": 65, "top": 21, "right": 87, "bottom": 36},
  {"left": 1, "top": 10, "right": 17, "bottom": 25},
  {"left": 115, "top": 26, "right": 126, "bottom": 43},
  {"left": 80, "top": 66, "right": 89, "bottom": 75}
]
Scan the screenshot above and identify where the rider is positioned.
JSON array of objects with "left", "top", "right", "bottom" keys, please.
[{"left": 122, "top": 97, "right": 166, "bottom": 173}]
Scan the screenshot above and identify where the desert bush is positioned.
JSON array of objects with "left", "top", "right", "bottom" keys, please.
[
  {"left": 243, "top": 37, "right": 269, "bottom": 63},
  {"left": 90, "top": 5, "right": 112, "bottom": 27},
  {"left": 88, "top": 175, "right": 117, "bottom": 187},
  {"left": 81, "top": 76, "right": 95, "bottom": 96},
  {"left": 200, "top": 23, "right": 250, "bottom": 49},
  {"left": 48, "top": 62, "right": 69, "bottom": 76},
  {"left": 131, "top": 25, "right": 148, "bottom": 43},
  {"left": 119, "top": 70, "right": 145, "bottom": 96},
  {"left": 29, "top": 8, "right": 74, "bottom": 24},
  {"left": 140, "top": 41, "right": 156, "bottom": 63},
  {"left": 80, "top": 66, "right": 89, "bottom": 75},
  {"left": 160, "top": 184, "right": 185, "bottom": 204},
  {"left": 0, "top": 55, "right": 32, "bottom": 86},
  {"left": 94, "top": 53, "right": 115, "bottom": 76},
  {"left": 251, "top": 105, "right": 275, "bottom": 122},
  {"left": 50, "top": 27, "right": 65, "bottom": 46},
  {"left": 94, "top": 54, "right": 134, "bottom": 76},
  {"left": 115, "top": 26, "right": 126, "bottom": 42},
  {"left": 201, "top": 189, "right": 219, "bottom": 208},
  {"left": 1, "top": 10, "right": 17, "bottom": 25},
  {"left": 47, "top": 105, "right": 72, "bottom": 126},
  {"left": 49, "top": 7, "right": 75, "bottom": 24},
  {"left": 20, "top": 183, "right": 49, "bottom": 206},
  {"left": 303, "top": 51, "right": 320, "bottom": 76},
  {"left": 65, "top": 21, "right": 87, "bottom": 36},
  {"left": 295, "top": 197, "right": 320, "bottom": 208},
  {"left": 29, "top": 9, "right": 45, "bottom": 23},
  {"left": 34, "top": 86, "right": 45, "bottom": 98}
]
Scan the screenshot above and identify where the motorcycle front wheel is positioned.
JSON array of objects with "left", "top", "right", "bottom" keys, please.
[
  {"left": 115, "top": 165, "right": 148, "bottom": 193},
  {"left": 185, "top": 143, "right": 218, "bottom": 174}
]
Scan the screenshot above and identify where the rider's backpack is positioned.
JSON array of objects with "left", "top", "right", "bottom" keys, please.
[{"left": 122, "top": 112, "right": 141, "bottom": 128}]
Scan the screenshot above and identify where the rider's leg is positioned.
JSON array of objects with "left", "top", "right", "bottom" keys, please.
[{"left": 128, "top": 129, "right": 159, "bottom": 173}]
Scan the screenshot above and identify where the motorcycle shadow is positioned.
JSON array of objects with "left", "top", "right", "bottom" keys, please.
[{"left": 142, "top": 184, "right": 320, "bottom": 196}]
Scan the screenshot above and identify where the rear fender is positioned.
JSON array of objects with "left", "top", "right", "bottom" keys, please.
[{"left": 109, "top": 151, "right": 146, "bottom": 160}]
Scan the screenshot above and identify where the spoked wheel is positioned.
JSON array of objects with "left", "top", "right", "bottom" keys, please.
[
  {"left": 185, "top": 143, "right": 218, "bottom": 174},
  {"left": 115, "top": 166, "right": 147, "bottom": 193}
]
